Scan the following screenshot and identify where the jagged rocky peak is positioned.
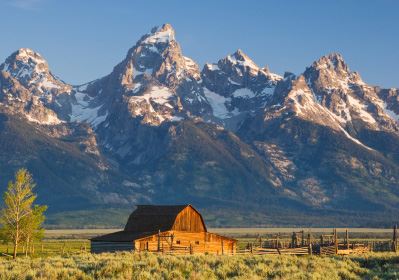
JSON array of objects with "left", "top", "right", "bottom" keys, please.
[
  {"left": 1, "top": 48, "right": 49, "bottom": 77},
  {"left": 202, "top": 49, "right": 282, "bottom": 93},
  {"left": 117, "top": 23, "right": 200, "bottom": 91},
  {"left": 143, "top": 23, "right": 176, "bottom": 45},
  {"left": 200, "top": 50, "right": 284, "bottom": 130},
  {"left": 89, "top": 23, "right": 203, "bottom": 128},
  {"left": 304, "top": 52, "right": 365, "bottom": 92},
  {"left": 205, "top": 49, "right": 275, "bottom": 79},
  {"left": 0, "top": 48, "right": 71, "bottom": 95},
  {"left": 0, "top": 48, "right": 73, "bottom": 125},
  {"left": 300, "top": 53, "right": 399, "bottom": 133},
  {"left": 311, "top": 53, "right": 349, "bottom": 74},
  {"left": 225, "top": 49, "right": 260, "bottom": 75}
]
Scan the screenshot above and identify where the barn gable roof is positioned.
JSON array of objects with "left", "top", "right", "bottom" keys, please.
[
  {"left": 123, "top": 204, "right": 206, "bottom": 232},
  {"left": 91, "top": 230, "right": 157, "bottom": 242}
]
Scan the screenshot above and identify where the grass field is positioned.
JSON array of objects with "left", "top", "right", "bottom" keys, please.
[
  {"left": 0, "top": 252, "right": 398, "bottom": 279},
  {"left": 0, "top": 228, "right": 397, "bottom": 279}
]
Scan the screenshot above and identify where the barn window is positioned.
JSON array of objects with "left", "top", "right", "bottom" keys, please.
[
  {"left": 195, "top": 241, "right": 200, "bottom": 245},
  {"left": 176, "top": 240, "right": 180, "bottom": 244}
]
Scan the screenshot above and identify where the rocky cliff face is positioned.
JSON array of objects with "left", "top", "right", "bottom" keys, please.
[
  {"left": 0, "top": 24, "right": 398, "bottom": 227},
  {"left": 0, "top": 48, "right": 71, "bottom": 124},
  {"left": 201, "top": 49, "right": 282, "bottom": 130}
]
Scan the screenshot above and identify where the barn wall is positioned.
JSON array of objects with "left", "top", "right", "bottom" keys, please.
[
  {"left": 172, "top": 206, "right": 206, "bottom": 232},
  {"left": 135, "top": 231, "right": 236, "bottom": 254},
  {"left": 91, "top": 241, "right": 133, "bottom": 254}
]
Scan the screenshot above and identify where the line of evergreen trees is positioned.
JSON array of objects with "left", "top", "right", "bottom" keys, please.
[{"left": 0, "top": 169, "right": 47, "bottom": 259}]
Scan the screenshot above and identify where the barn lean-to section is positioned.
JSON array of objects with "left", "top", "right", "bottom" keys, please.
[{"left": 91, "top": 204, "right": 236, "bottom": 254}]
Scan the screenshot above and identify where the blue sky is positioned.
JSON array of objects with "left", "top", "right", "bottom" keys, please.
[{"left": 1, "top": 0, "right": 398, "bottom": 87}]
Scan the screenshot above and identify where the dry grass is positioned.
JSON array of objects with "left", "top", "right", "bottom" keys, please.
[{"left": 0, "top": 252, "right": 398, "bottom": 280}]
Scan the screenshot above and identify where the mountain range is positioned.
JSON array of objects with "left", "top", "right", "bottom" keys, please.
[{"left": 1, "top": 24, "right": 398, "bottom": 227}]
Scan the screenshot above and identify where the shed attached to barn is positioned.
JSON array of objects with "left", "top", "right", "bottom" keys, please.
[{"left": 91, "top": 204, "right": 236, "bottom": 254}]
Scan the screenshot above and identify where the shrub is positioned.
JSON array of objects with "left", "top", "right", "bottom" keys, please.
[{"left": 0, "top": 252, "right": 398, "bottom": 279}]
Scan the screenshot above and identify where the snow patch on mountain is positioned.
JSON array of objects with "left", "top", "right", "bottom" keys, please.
[
  {"left": 280, "top": 76, "right": 375, "bottom": 150},
  {"left": 132, "top": 85, "right": 174, "bottom": 106},
  {"left": 261, "top": 87, "right": 275, "bottom": 96},
  {"left": 203, "top": 88, "right": 235, "bottom": 119},
  {"left": 133, "top": 66, "right": 153, "bottom": 78},
  {"left": 126, "top": 85, "right": 182, "bottom": 125},
  {"left": 232, "top": 88, "right": 256, "bottom": 99},
  {"left": 142, "top": 26, "right": 175, "bottom": 45},
  {"left": 70, "top": 90, "right": 107, "bottom": 127},
  {"left": 346, "top": 95, "right": 376, "bottom": 124},
  {"left": 338, "top": 126, "right": 373, "bottom": 151},
  {"left": 205, "top": 63, "right": 219, "bottom": 71},
  {"left": 381, "top": 101, "right": 399, "bottom": 122}
]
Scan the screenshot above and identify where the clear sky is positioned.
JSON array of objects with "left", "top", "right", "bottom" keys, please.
[{"left": 1, "top": 0, "right": 398, "bottom": 87}]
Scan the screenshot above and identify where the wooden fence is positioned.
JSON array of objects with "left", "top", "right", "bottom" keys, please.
[
  {"left": 2, "top": 226, "right": 398, "bottom": 257},
  {"left": 236, "top": 246, "right": 310, "bottom": 255},
  {"left": 235, "top": 226, "right": 398, "bottom": 256}
]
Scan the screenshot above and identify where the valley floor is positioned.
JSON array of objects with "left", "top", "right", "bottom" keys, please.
[
  {"left": 0, "top": 252, "right": 398, "bottom": 279},
  {"left": 0, "top": 228, "right": 397, "bottom": 279}
]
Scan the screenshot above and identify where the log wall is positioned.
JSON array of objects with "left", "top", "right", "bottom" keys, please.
[{"left": 135, "top": 231, "right": 236, "bottom": 254}]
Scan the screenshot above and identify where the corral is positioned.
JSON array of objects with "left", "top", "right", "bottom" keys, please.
[{"left": 236, "top": 226, "right": 398, "bottom": 256}]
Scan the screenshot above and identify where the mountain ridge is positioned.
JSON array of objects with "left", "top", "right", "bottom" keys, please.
[{"left": 0, "top": 23, "right": 398, "bottom": 227}]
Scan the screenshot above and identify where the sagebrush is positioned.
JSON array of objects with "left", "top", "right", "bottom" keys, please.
[{"left": 0, "top": 252, "right": 398, "bottom": 279}]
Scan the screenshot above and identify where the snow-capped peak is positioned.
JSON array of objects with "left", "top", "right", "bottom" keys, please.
[
  {"left": 0, "top": 48, "right": 72, "bottom": 126},
  {"left": 0, "top": 48, "right": 71, "bottom": 95},
  {"left": 12, "top": 48, "right": 47, "bottom": 65},
  {"left": 142, "top": 23, "right": 176, "bottom": 45},
  {"left": 119, "top": 23, "right": 200, "bottom": 89},
  {"left": 226, "top": 49, "right": 260, "bottom": 75},
  {"left": 1, "top": 48, "right": 49, "bottom": 81},
  {"left": 202, "top": 49, "right": 282, "bottom": 90}
]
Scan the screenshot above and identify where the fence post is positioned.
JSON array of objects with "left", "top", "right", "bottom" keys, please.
[
  {"left": 346, "top": 229, "right": 349, "bottom": 250},
  {"left": 277, "top": 233, "right": 280, "bottom": 249},
  {"left": 301, "top": 230, "right": 305, "bottom": 247},
  {"left": 221, "top": 240, "right": 224, "bottom": 255},
  {"left": 157, "top": 230, "right": 161, "bottom": 252},
  {"left": 334, "top": 229, "right": 338, "bottom": 254},
  {"left": 291, "top": 232, "right": 296, "bottom": 248},
  {"left": 308, "top": 243, "right": 312, "bottom": 256},
  {"left": 393, "top": 225, "right": 397, "bottom": 252}
]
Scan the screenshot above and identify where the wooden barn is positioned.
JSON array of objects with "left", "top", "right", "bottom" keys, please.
[{"left": 91, "top": 205, "right": 236, "bottom": 254}]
